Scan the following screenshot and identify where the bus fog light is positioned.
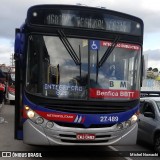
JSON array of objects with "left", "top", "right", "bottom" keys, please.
[
  {"left": 36, "top": 117, "right": 44, "bottom": 124},
  {"left": 46, "top": 121, "right": 54, "bottom": 128},
  {"left": 117, "top": 123, "right": 123, "bottom": 129},
  {"left": 27, "top": 110, "right": 35, "bottom": 119},
  {"left": 125, "top": 120, "right": 131, "bottom": 127}
]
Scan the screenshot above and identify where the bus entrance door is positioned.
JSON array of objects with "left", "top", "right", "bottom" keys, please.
[{"left": 14, "top": 29, "right": 23, "bottom": 140}]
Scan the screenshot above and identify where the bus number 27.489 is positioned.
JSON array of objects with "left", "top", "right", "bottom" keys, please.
[{"left": 100, "top": 116, "right": 119, "bottom": 122}]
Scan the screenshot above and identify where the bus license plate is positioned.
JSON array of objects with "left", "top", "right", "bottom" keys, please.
[{"left": 76, "top": 133, "right": 95, "bottom": 140}]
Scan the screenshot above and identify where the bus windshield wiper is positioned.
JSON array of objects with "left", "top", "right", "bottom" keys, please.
[
  {"left": 98, "top": 36, "right": 120, "bottom": 68},
  {"left": 58, "top": 30, "right": 80, "bottom": 65}
]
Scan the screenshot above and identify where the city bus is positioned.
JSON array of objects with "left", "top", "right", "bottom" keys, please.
[{"left": 14, "top": 4, "right": 144, "bottom": 145}]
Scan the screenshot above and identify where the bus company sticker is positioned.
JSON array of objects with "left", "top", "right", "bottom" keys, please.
[
  {"left": 36, "top": 111, "right": 85, "bottom": 123},
  {"left": 89, "top": 88, "right": 140, "bottom": 99},
  {"left": 100, "top": 41, "right": 140, "bottom": 50},
  {"left": 46, "top": 113, "right": 76, "bottom": 122},
  {"left": 36, "top": 111, "right": 77, "bottom": 122}
]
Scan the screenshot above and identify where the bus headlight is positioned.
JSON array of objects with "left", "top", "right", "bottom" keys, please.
[
  {"left": 25, "top": 106, "right": 44, "bottom": 125},
  {"left": 116, "top": 114, "right": 138, "bottom": 130},
  {"left": 124, "top": 114, "right": 138, "bottom": 128},
  {"left": 27, "top": 110, "right": 35, "bottom": 119},
  {"left": 130, "top": 114, "right": 138, "bottom": 123}
]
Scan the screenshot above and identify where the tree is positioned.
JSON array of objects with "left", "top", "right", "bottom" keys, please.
[
  {"left": 147, "top": 67, "right": 152, "bottom": 71},
  {"left": 152, "top": 68, "right": 158, "bottom": 72}
]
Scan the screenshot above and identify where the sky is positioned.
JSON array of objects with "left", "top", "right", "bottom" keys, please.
[{"left": 1, "top": 0, "right": 160, "bottom": 70}]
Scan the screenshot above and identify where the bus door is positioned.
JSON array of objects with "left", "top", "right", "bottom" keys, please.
[{"left": 14, "top": 29, "right": 23, "bottom": 140}]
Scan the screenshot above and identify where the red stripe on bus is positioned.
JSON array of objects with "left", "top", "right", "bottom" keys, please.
[{"left": 36, "top": 111, "right": 77, "bottom": 122}]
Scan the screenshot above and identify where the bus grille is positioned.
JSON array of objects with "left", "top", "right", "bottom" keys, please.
[
  {"left": 47, "top": 132, "right": 113, "bottom": 144},
  {"left": 43, "top": 104, "right": 130, "bottom": 114},
  {"left": 54, "top": 122, "right": 114, "bottom": 128}
]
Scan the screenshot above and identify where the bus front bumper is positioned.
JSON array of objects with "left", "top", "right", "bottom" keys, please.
[{"left": 23, "top": 119, "right": 138, "bottom": 146}]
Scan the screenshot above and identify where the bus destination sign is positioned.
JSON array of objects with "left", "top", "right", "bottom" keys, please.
[
  {"left": 45, "top": 13, "right": 131, "bottom": 33},
  {"left": 46, "top": 13, "right": 105, "bottom": 29},
  {"left": 29, "top": 9, "right": 142, "bottom": 35},
  {"left": 45, "top": 12, "right": 131, "bottom": 33}
]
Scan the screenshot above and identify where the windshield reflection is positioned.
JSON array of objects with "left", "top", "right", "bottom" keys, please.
[{"left": 26, "top": 34, "right": 141, "bottom": 100}]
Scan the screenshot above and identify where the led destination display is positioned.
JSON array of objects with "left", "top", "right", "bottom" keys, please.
[{"left": 28, "top": 7, "right": 142, "bottom": 35}]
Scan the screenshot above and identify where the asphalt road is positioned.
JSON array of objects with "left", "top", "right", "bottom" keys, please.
[{"left": 0, "top": 103, "right": 159, "bottom": 160}]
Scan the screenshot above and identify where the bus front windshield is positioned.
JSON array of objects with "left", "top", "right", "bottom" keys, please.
[{"left": 26, "top": 34, "right": 141, "bottom": 101}]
